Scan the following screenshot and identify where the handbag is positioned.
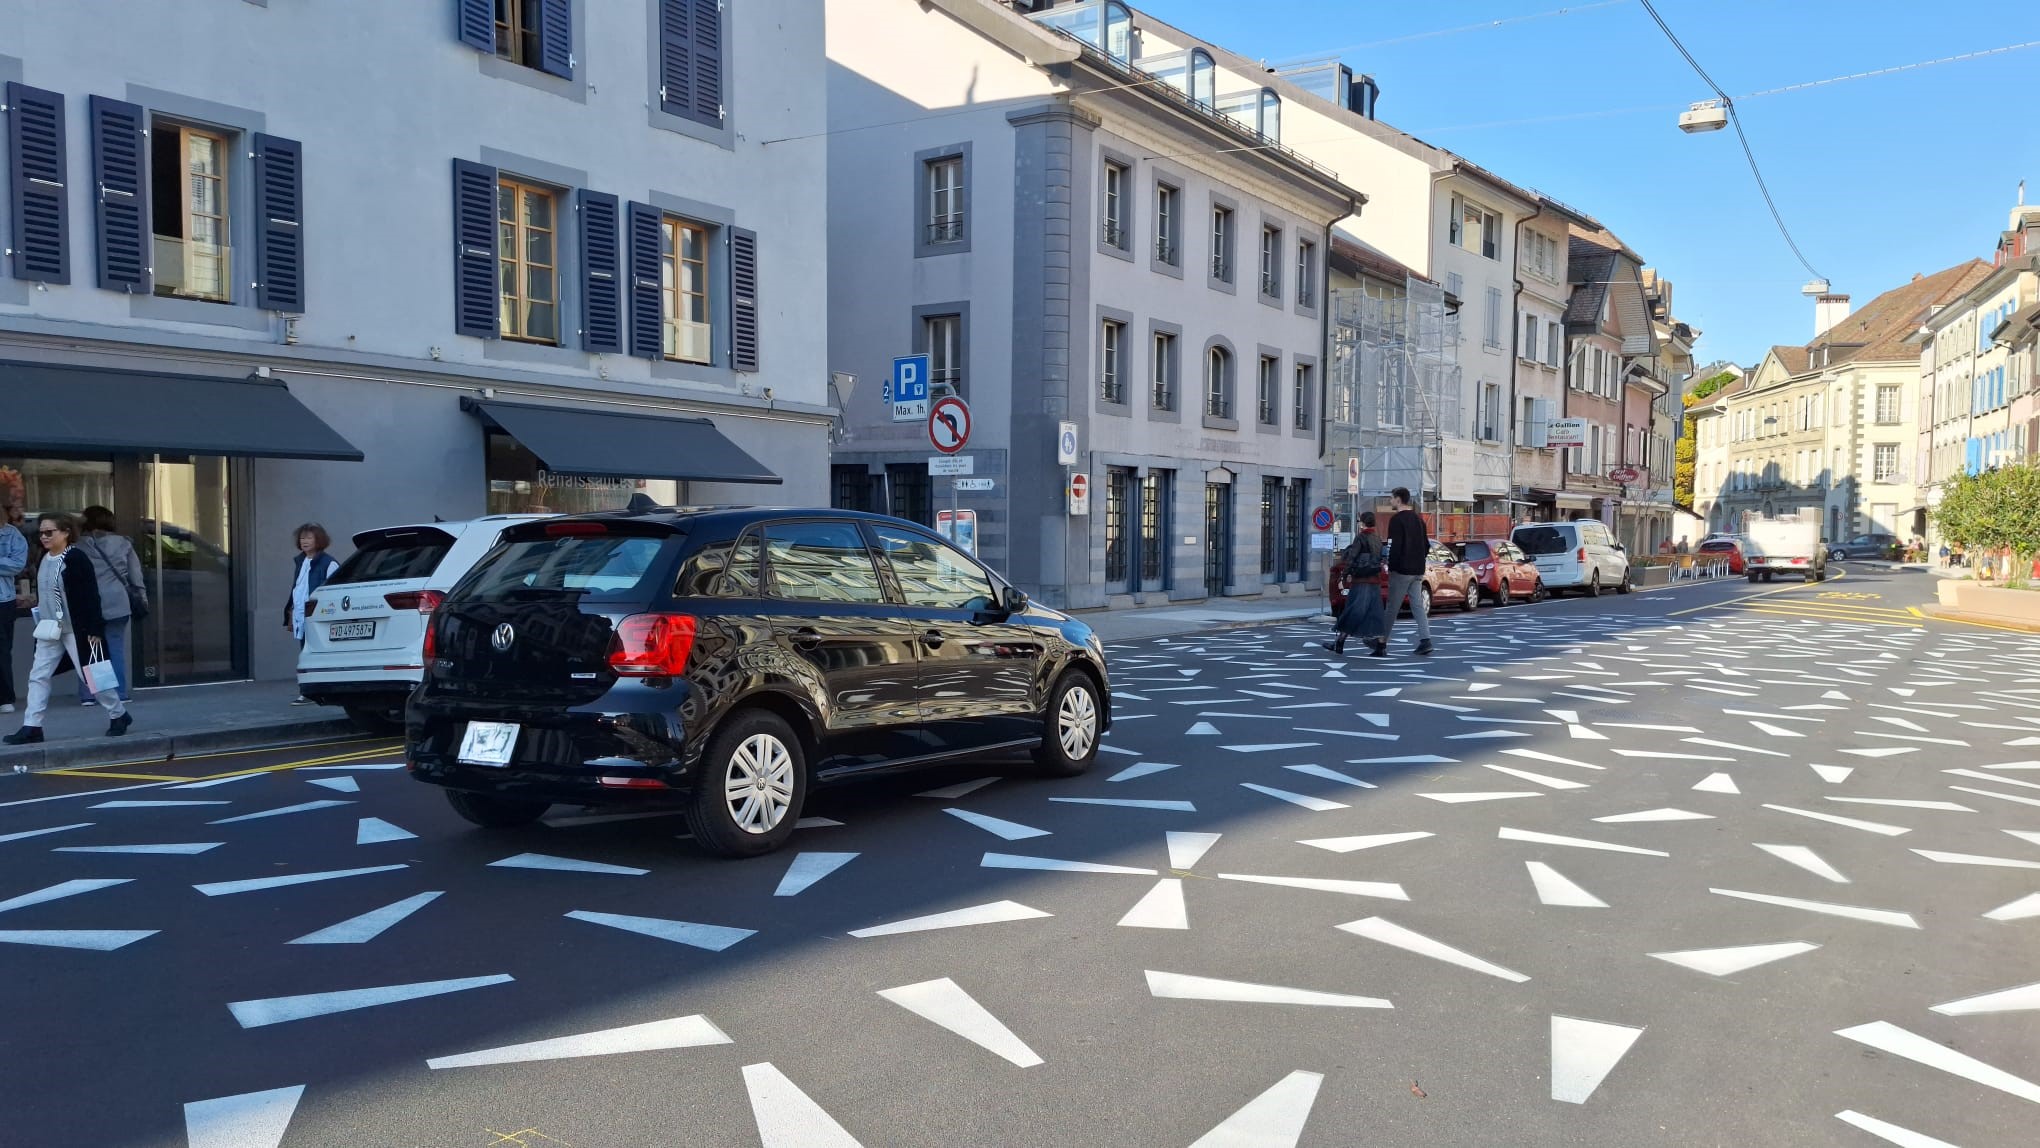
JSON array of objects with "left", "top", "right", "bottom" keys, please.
[
  {"left": 32, "top": 618, "right": 60, "bottom": 642},
  {"left": 81, "top": 638, "right": 120, "bottom": 697}
]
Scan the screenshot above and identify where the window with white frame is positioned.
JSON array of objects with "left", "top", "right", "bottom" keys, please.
[
  {"left": 1478, "top": 383, "right": 1502, "bottom": 441},
  {"left": 1154, "top": 183, "right": 1180, "bottom": 265},
  {"left": 1546, "top": 322, "right": 1561, "bottom": 367},
  {"left": 1211, "top": 204, "right": 1234, "bottom": 282},
  {"left": 1256, "top": 354, "right": 1278, "bottom": 424},
  {"left": 1449, "top": 193, "right": 1500, "bottom": 259},
  {"left": 1102, "top": 160, "right": 1128, "bottom": 249},
  {"left": 1152, "top": 331, "right": 1176, "bottom": 410},
  {"left": 1521, "top": 314, "right": 1538, "bottom": 361},
  {"left": 1293, "top": 362, "right": 1312, "bottom": 430},
  {"left": 923, "top": 313, "right": 963, "bottom": 395},
  {"left": 1100, "top": 318, "right": 1124, "bottom": 403},
  {"left": 1258, "top": 226, "right": 1280, "bottom": 298},
  {"left": 1484, "top": 287, "right": 1502, "bottom": 348},
  {"left": 1874, "top": 443, "right": 1899, "bottom": 483},
  {"left": 1206, "top": 345, "right": 1233, "bottom": 419},
  {"left": 1295, "top": 239, "right": 1316, "bottom": 308},
  {"left": 925, "top": 156, "right": 963, "bottom": 244}
]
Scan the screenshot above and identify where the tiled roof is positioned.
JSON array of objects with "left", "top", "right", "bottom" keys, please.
[
  {"left": 1768, "top": 345, "right": 1811, "bottom": 375},
  {"left": 1564, "top": 232, "right": 1617, "bottom": 327},
  {"left": 1807, "top": 260, "right": 1992, "bottom": 365},
  {"left": 1329, "top": 233, "right": 1430, "bottom": 286}
]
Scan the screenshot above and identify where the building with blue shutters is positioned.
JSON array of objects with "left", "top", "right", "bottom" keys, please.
[{"left": 0, "top": 0, "right": 828, "bottom": 687}]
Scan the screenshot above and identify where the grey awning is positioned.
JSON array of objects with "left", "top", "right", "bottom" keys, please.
[
  {"left": 0, "top": 360, "right": 363, "bottom": 460},
  {"left": 463, "top": 397, "right": 781, "bottom": 485}
]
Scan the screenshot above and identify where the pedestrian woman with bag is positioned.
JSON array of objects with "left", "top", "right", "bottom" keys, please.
[
  {"left": 285, "top": 523, "right": 340, "bottom": 705},
  {"left": 74, "top": 506, "right": 148, "bottom": 705},
  {"left": 3, "top": 513, "right": 132, "bottom": 744},
  {"left": 1323, "top": 511, "right": 1387, "bottom": 656}
]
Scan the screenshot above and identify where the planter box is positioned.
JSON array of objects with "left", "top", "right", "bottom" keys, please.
[
  {"left": 1936, "top": 581, "right": 2040, "bottom": 627},
  {"left": 1634, "top": 564, "right": 1672, "bottom": 587}
]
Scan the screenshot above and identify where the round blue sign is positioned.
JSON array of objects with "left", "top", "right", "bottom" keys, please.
[{"left": 1311, "top": 506, "right": 1335, "bottom": 531}]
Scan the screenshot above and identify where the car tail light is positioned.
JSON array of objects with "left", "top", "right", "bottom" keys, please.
[
  {"left": 422, "top": 619, "right": 437, "bottom": 661},
  {"left": 1576, "top": 547, "right": 1587, "bottom": 562},
  {"left": 599, "top": 775, "right": 669, "bottom": 789},
  {"left": 611, "top": 613, "right": 699, "bottom": 676},
  {"left": 545, "top": 521, "right": 610, "bottom": 536},
  {"left": 384, "top": 590, "right": 445, "bottom": 614}
]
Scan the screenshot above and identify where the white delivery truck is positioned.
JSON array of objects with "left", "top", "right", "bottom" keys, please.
[{"left": 1742, "top": 514, "right": 1828, "bottom": 583}]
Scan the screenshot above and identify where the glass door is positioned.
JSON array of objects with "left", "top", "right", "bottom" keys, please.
[
  {"left": 1204, "top": 481, "right": 1232, "bottom": 598},
  {"left": 131, "top": 454, "right": 242, "bottom": 686}
]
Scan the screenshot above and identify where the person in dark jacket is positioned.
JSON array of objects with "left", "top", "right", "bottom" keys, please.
[
  {"left": 74, "top": 506, "right": 148, "bottom": 705},
  {"left": 286, "top": 523, "right": 341, "bottom": 705},
  {"left": 1381, "top": 487, "right": 1434, "bottom": 656},
  {"left": 4, "top": 513, "right": 131, "bottom": 743},
  {"left": 1324, "top": 512, "right": 1387, "bottom": 656}
]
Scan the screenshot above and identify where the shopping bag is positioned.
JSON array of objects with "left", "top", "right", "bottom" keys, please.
[{"left": 82, "top": 640, "right": 120, "bottom": 697}]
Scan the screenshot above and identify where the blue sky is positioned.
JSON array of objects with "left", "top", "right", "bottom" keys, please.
[{"left": 1147, "top": 0, "right": 2040, "bottom": 368}]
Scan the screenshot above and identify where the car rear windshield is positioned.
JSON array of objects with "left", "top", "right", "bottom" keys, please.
[
  {"left": 455, "top": 535, "right": 677, "bottom": 603},
  {"left": 1513, "top": 526, "right": 1570, "bottom": 556},
  {"left": 327, "top": 530, "right": 455, "bottom": 585},
  {"left": 1457, "top": 541, "right": 1491, "bottom": 561}
]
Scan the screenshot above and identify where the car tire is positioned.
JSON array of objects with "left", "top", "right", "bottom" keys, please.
[
  {"left": 445, "top": 789, "right": 550, "bottom": 829},
  {"left": 1585, "top": 574, "right": 1602, "bottom": 598},
  {"left": 1529, "top": 579, "right": 1546, "bottom": 604},
  {"left": 1417, "top": 583, "right": 1433, "bottom": 616},
  {"left": 1034, "top": 668, "right": 1103, "bottom": 778},
  {"left": 687, "top": 709, "right": 806, "bottom": 858},
  {"left": 1747, "top": 572, "right": 1760, "bottom": 583},
  {"left": 1616, "top": 568, "right": 1633, "bottom": 594},
  {"left": 1460, "top": 583, "right": 1478, "bottom": 612},
  {"left": 344, "top": 705, "right": 404, "bottom": 736},
  {"left": 1494, "top": 581, "right": 1512, "bottom": 608}
]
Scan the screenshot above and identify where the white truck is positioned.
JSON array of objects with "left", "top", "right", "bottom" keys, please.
[{"left": 1743, "top": 514, "right": 1828, "bottom": 583}]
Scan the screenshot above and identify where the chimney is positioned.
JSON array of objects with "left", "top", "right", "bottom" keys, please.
[{"left": 1814, "top": 293, "right": 1851, "bottom": 338}]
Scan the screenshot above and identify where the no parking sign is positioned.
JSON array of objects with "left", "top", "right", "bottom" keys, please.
[{"left": 1311, "top": 506, "right": 1335, "bottom": 531}]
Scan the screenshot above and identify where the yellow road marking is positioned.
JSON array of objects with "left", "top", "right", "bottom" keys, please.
[
  {"left": 48, "top": 741, "right": 403, "bottom": 783},
  {"left": 1665, "top": 566, "right": 1849, "bottom": 618},
  {"left": 1907, "top": 606, "right": 1926, "bottom": 618},
  {"left": 1739, "top": 605, "right": 1921, "bottom": 628}
]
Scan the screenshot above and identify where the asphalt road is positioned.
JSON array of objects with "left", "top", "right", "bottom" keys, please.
[{"left": 4, "top": 566, "right": 2038, "bottom": 1148}]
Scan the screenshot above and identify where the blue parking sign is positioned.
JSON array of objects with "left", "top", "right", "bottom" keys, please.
[{"left": 890, "top": 355, "right": 930, "bottom": 423}]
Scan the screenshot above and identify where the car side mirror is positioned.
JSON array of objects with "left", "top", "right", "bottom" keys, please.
[
  {"left": 1612, "top": 543, "right": 1627, "bottom": 553},
  {"left": 1002, "top": 586, "right": 1028, "bottom": 615}
]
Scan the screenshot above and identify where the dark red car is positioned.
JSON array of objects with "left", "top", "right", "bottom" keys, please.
[
  {"left": 1453, "top": 539, "right": 1544, "bottom": 606},
  {"left": 1327, "top": 542, "right": 1480, "bottom": 616},
  {"left": 1695, "top": 536, "right": 1746, "bottom": 575}
]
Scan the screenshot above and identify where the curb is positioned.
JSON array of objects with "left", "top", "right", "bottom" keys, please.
[
  {"left": 1919, "top": 606, "right": 2040, "bottom": 635},
  {"left": 1, "top": 716, "right": 363, "bottom": 774}
]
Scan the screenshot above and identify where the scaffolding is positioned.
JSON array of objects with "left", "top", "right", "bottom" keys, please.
[{"left": 1326, "top": 275, "right": 1463, "bottom": 526}]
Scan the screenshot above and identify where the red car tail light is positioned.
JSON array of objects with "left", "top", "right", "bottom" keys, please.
[
  {"left": 610, "top": 613, "right": 699, "bottom": 676},
  {"left": 384, "top": 590, "right": 445, "bottom": 614},
  {"left": 422, "top": 619, "right": 437, "bottom": 661},
  {"left": 1576, "top": 547, "right": 1587, "bottom": 562}
]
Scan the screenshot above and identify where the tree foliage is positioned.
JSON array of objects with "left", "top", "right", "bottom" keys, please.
[
  {"left": 1934, "top": 461, "right": 2040, "bottom": 585},
  {"left": 1673, "top": 372, "right": 1737, "bottom": 507}
]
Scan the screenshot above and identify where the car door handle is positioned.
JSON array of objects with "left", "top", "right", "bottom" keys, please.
[
  {"left": 789, "top": 627, "right": 823, "bottom": 650},
  {"left": 920, "top": 629, "right": 946, "bottom": 649}
]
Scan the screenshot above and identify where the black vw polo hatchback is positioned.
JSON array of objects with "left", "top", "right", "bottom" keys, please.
[{"left": 406, "top": 507, "right": 1110, "bottom": 857}]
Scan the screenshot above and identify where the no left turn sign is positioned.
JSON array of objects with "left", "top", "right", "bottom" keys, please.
[{"left": 929, "top": 396, "right": 971, "bottom": 454}]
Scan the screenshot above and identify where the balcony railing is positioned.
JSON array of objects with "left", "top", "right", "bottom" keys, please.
[
  {"left": 1211, "top": 257, "right": 1230, "bottom": 281},
  {"left": 925, "top": 220, "right": 963, "bottom": 244},
  {"left": 153, "top": 234, "right": 231, "bottom": 303},
  {"left": 1155, "top": 238, "right": 1178, "bottom": 264},
  {"left": 1260, "top": 273, "right": 1279, "bottom": 297},
  {"left": 1152, "top": 384, "right": 1173, "bottom": 410},
  {"left": 1101, "top": 375, "right": 1124, "bottom": 404},
  {"left": 1102, "top": 220, "right": 1125, "bottom": 248}
]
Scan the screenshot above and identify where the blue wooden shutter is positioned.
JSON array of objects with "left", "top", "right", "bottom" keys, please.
[
  {"left": 451, "top": 159, "right": 499, "bottom": 338},
  {"left": 252, "top": 133, "right": 305, "bottom": 312},
  {"left": 456, "top": 0, "right": 494, "bottom": 52},
  {"left": 729, "top": 227, "right": 759, "bottom": 373},
  {"left": 688, "top": 0, "right": 724, "bottom": 125},
  {"left": 87, "top": 95, "right": 148, "bottom": 293},
  {"left": 657, "top": 0, "right": 693, "bottom": 118},
  {"left": 538, "top": 0, "right": 574, "bottom": 78},
  {"left": 6, "top": 82, "right": 70, "bottom": 284},
  {"left": 578, "top": 189, "right": 622, "bottom": 354},
  {"left": 626, "top": 202, "right": 663, "bottom": 359}
]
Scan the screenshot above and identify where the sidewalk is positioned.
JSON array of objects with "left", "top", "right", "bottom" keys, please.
[
  {"left": 1076, "top": 594, "right": 1328, "bottom": 644},
  {"left": 0, "top": 678, "right": 358, "bottom": 773}
]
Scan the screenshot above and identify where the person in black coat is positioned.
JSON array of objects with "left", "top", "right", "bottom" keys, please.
[{"left": 4, "top": 512, "right": 132, "bottom": 743}]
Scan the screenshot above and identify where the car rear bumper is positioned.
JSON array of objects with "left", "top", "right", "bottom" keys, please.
[{"left": 406, "top": 695, "right": 697, "bottom": 804}]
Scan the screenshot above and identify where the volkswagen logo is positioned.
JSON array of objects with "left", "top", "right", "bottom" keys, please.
[{"left": 490, "top": 623, "right": 516, "bottom": 652}]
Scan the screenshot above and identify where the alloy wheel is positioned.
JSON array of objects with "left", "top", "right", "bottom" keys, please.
[
  {"left": 1057, "top": 684, "right": 1098, "bottom": 760},
  {"left": 725, "top": 733, "right": 795, "bottom": 835}
]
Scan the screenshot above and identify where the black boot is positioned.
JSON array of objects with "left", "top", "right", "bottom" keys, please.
[
  {"left": 3, "top": 726, "right": 44, "bottom": 745},
  {"left": 105, "top": 713, "right": 133, "bottom": 737},
  {"left": 1367, "top": 640, "right": 1388, "bottom": 657},
  {"left": 1322, "top": 635, "right": 1347, "bottom": 655}
]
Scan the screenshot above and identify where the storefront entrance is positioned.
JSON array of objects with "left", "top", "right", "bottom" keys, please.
[
  {"left": 2, "top": 454, "right": 243, "bottom": 687},
  {"left": 484, "top": 432, "right": 680, "bottom": 515}
]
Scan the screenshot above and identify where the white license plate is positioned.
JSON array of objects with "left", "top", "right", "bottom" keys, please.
[
  {"left": 458, "top": 721, "right": 520, "bottom": 766},
  {"left": 328, "top": 620, "right": 376, "bottom": 641}
]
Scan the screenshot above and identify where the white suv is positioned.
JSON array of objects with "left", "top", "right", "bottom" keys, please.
[
  {"left": 1511, "top": 519, "right": 1632, "bottom": 596},
  {"left": 297, "top": 515, "right": 548, "bottom": 731}
]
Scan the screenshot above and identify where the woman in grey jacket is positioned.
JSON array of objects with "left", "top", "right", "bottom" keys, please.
[
  {"left": 3, "top": 512, "right": 131, "bottom": 743},
  {"left": 74, "top": 506, "right": 148, "bottom": 704}
]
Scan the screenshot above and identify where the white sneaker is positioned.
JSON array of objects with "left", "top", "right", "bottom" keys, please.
[
  {"left": 81, "top": 699, "right": 98, "bottom": 707},
  {"left": 0, "top": 703, "right": 12, "bottom": 714}
]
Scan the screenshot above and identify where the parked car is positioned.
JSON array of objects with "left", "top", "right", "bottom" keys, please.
[
  {"left": 405, "top": 508, "right": 1110, "bottom": 858},
  {"left": 1828, "top": 533, "right": 1899, "bottom": 561},
  {"left": 1510, "top": 519, "right": 1632, "bottom": 595},
  {"left": 1327, "top": 541, "right": 1480, "bottom": 615},
  {"left": 1694, "top": 536, "right": 1747, "bottom": 575},
  {"left": 298, "top": 515, "right": 550, "bottom": 731},
  {"left": 1453, "top": 538, "right": 1544, "bottom": 606}
]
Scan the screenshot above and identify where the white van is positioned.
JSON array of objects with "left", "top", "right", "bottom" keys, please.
[
  {"left": 1510, "top": 519, "right": 1632, "bottom": 596},
  {"left": 297, "top": 515, "right": 548, "bottom": 731}
]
